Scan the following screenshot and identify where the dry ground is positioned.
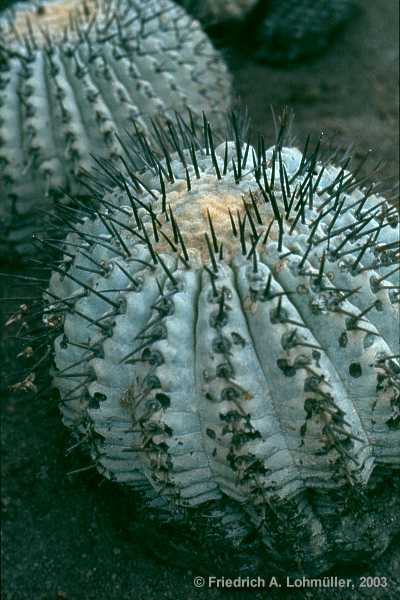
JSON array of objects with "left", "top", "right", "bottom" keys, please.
[{"left": 1, "top": 0, "right": 399, "bottom": 598}]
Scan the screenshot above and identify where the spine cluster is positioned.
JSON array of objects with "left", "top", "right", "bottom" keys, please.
[{"left": 5, "top": 114, "right": 396, "bottom": 572}]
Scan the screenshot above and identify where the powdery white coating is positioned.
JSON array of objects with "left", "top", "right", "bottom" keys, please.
[
  {"left": 0, "top": 0, "right": 91, "bottom": 36},
  {"left": 43, "top": 133, "right": 399, "bottom": 573},
  {"left": 0, "top": 0, "right": 232, "bottom": 256}
]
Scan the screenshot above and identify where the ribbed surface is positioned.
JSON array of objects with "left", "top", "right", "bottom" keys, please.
[
  {"left": 0, "top": 0, "right": 231, "bottom": 256},
  {"left": 256, "top": 0, "right": 357, "bottom": 63},
  {"left": 42, "top": 128, "right": 399, "bottom": 572}
]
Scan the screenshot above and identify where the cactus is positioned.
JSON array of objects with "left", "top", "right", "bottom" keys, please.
[
  {"left": 0, "top": 0, "right": 231, "bottom": 258},
  {"left": 177, "top": 0, "right": 357, "bottom": 64},
  {"left": 255, "top": 0, "right": 358, "bottom": 63},
  {"left": 11, "top": 113, "right": 400, "bottom": 574}
]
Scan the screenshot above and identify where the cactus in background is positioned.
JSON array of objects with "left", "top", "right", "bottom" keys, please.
[
  {"left": 255, "top": 0, "right": 358, "bottom": 64},
  {"left": 11, "top": 113, "right": 399, "bottom": 574},
  {"left": 177, "top": 0, "right": 357, "bottom": 64},
  {"left": 0, "top": 0, "right": 231, "bottom": 258}
]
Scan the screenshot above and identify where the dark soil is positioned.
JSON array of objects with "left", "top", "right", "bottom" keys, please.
[
  {"left": 1, "top": 0, "right": 399, "bottom": 599},
  {"left": 230, "top": 0, "right": 399, "bottom": 184}
]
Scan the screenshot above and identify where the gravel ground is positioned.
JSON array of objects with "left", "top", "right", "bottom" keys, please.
[{"left": 1, "top": 0, "right": 399, "bottom": 599}]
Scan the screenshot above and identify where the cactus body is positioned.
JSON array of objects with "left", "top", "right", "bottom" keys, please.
[
  {"left": 177, "top": 0, "right": 357, "bottom": 63},
  {"left": 256, "top": 0, "right": 358, "bottom": 63},
  {"left": 32, "top": 115, "right": 400, "bottom": 574},
  {"left": 0, "top": 0, "right": 231, "bottom": 257}
]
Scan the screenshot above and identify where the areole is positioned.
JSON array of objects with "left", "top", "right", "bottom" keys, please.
[{"left": 9, "top": 113, "right": 398, "bottom": 575}]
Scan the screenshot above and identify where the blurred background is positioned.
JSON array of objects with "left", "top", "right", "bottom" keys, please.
[
  {"left": 1, "top": 1, "right": 399, "bottom": 599},
  {"left": 230, "top": 0, "right": 399, "bottom": 184}
]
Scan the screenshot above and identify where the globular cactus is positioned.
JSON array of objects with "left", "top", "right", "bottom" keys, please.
[
  {"left": 178, "top": 0, "right": 357, "bottom": 64},
  {"left": 0, "top": 0, "right": 231, "bottom": 258},
  {"left": 14, "top": 114, "right": 400, "bottom": 575},
  {"left": 255, "top": 0, "right": 358, "bottom": 63}
]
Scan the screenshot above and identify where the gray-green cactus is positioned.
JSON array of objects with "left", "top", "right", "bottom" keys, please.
[
  {"left": 0, "top": 0, "right": 231, "bottom": 257},
  {"left": 256, "top": 0, "right": 358, "bottom": 64},
  {"left": 177, "top": 0, "right": 357, "bottom": 64},
  {"left": 14, "top": 114, "right": 400, "bottom": 574}
]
